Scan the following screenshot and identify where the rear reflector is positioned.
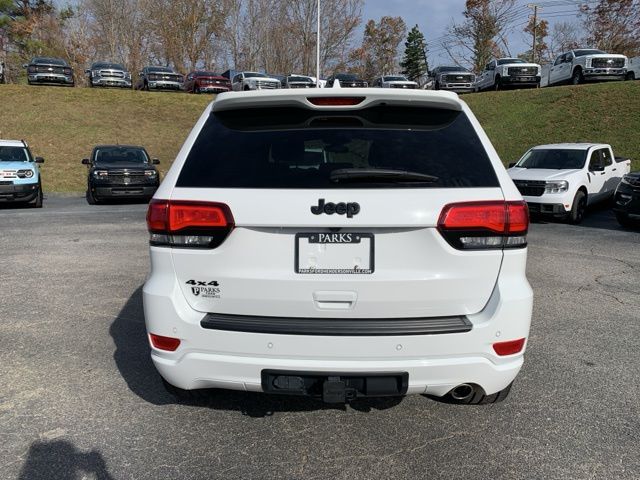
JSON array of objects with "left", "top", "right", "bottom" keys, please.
[
  {"left": 149, "top": 334, "right": 181, "bottom": 351},
  {"left": 147, "top": 200, "right": 234, "bottom": 249},
  {"left": 307, "top": 96, "right": 365, "bottom": 106},
  {"left": 438, "top": 201, "right": 529, "bottom": 250},
  {"left": 493, "top": 338, "right": 526, "bottom": 356}
]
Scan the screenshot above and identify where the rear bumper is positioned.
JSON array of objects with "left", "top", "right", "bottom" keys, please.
[
  {"left": 143, "top": 249, "right": 533, "bottom": 397},
  {"left": 0, "top": 183, "right": 39, "bottom": 202}
]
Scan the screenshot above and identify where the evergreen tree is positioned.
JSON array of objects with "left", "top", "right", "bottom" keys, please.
[{"left": 400, "top": 25, "right": 428, "bottom": 81}]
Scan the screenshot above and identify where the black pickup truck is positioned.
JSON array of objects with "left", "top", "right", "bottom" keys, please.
[{"left": 82, "top": 145, "right": 160, "bottom": 204}]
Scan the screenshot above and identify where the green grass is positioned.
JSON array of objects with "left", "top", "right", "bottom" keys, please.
[
  {"left": 464, "top": 81, "right": 640, "bottom": 169},
  {"left": 0, "top": 81, "right": 638, "bottom": 192}
]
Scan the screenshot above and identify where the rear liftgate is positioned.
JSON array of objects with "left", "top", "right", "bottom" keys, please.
[{"left": 262, "top": 370, "right": 409, "bottom": 403}]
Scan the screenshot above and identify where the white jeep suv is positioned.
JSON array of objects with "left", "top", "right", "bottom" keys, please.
[{"left": 143, "top": 89, "right": 533, "bottom": 404}]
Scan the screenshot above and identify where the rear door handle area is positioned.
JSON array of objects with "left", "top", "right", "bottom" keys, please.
[{"left": 313, "top": 291, "right": 357, "bottom": 310}]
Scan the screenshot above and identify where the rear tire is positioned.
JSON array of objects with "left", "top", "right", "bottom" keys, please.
[
  {"left": 568, "top": 190, "right": 587, "bottom": 224},
  {"left": 625, "top": 72, "right": 635, "bottom": 81}
]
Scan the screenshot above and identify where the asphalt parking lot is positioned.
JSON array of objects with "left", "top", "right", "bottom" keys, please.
[{"left": 1, "top": 196, "right": 639, "bottom": 480}]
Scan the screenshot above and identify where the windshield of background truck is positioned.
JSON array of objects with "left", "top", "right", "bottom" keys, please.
[
  {"left": 94, "top": 147, "right": 149, "bottom": 164},
  {"left": 574, "top": 50, "right": 605, "bottom": 57},
  {"left": 0, "top": 147, "right": 30, "bottom": 162},
  {"left": 497, "top": 59, "right": 526, "bottom": 65},
  {"left": 516, "top": 149, "right": 587, "bottom": 170}
]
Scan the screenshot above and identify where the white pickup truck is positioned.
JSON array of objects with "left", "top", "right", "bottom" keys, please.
[
  {"left": 475, "top": 58, "right": 541, "bottom": 91},
  {"left": 627, "top": 56, "right": 640, "bottom": 81},
  {"left": 547, "top": 49, "right": 627, "bottom": 86},
  {"left": 508, "top": 143, "right": 631, "bottom": 223}
]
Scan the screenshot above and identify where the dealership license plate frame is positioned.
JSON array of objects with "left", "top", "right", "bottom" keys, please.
[{"left": 295, "top": 232, "right": 375, "bottom": 274}]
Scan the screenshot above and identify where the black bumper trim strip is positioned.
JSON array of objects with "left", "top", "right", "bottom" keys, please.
[{"left": 200, "top": 313, "right": 472, "bottom": 336}]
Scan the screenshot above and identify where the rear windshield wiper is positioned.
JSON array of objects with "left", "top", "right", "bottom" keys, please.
[{"left": 330, "top": 168, "right": 439, "bottom": 184}]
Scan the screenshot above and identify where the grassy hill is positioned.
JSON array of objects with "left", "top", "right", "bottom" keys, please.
[{"left": 0, "top": 81, "right": 638, "bottom": 193}]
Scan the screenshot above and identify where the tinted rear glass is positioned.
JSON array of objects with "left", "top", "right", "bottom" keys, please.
[{"left": 177, "top": 106, "right": 499, "bottom": 189}]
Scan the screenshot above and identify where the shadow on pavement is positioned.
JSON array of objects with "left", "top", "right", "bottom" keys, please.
[
  {"left": 18, "top": 439, "right": 114, "bottom": 480},
  {"left": 531, "top": 201, "right": 638, "bottom": 232},
  {"left": 111, "top": 286, "right": 404, "bottom": 417}
]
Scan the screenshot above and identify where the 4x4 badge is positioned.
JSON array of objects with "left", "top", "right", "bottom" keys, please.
[{"left": 311, "top": 198, "right": 360, "bottom": 218}]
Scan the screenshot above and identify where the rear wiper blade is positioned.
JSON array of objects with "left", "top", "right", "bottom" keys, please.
[{"left": 330, "top": 168, "right": 439, "bottom": 183}]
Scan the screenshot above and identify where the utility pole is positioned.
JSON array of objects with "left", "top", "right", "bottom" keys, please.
[
  {"left": 527, "top": 4, "right": 540, "bottom": 63},
  {"left": 316, "top": 0, "right": 321, "bottom": 88}
]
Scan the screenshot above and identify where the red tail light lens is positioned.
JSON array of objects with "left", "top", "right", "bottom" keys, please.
[
  {"left": 307, "top": 96, "right": 365, "bottom": 106},
  {"left": 438, "top": 201, "right": 528, "bottom": 250},
  {"left": 493, "top": 338, "right": 526, "bottom": 356},
  {"left": 149, "top": 333, "right": 181, "bottom": 351},
  {"left": 147, "top": 200, "right": 234, "bottom": 248}
]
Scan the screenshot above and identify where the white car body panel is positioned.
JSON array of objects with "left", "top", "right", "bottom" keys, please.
[
  {"left": 628, "top": 57, "right": 640, "bottom": 80},
  {"left": 548, "top": 51, "right": 627, "bottom": 85},
  {"left": 144, "top": 88, "right": 533, "bottom": 399}
]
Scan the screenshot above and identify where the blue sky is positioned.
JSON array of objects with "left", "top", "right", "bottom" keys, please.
[{"left": 361, "top": 0, "right": 585, "bottom": 67}]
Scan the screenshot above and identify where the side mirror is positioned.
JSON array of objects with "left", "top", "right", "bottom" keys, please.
[
  {"left": 82, "top": 158, "right": 90, "bottom": 165},
  {"left": 35, "top": 157, "right": 45, "bottom": 164},
  {"left": 152, "top": 158, "right": 160, "bottom": 165},
  {"left": 508, "top": 162, "right": 517, "bottom": 168},
  {"left": 22, "top": 63, "right": 29, "bottom": 68},
  {"left": 85, "top": 69, "right": 91, "bottom": 74}
]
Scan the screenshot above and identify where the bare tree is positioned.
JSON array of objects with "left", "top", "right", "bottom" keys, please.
[
  {"left": 547, "top": 21, "right": 580, "bottom": 59},
  {"left": 580, "top": 0, "right": 640, "bottom": 56},
  {"left": 445, "top": 0, "right": 517, "bottom": 73}
]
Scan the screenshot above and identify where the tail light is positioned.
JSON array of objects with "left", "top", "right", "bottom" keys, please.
[
  {"left": 438, "top": 201, "right": 528, "bottom": 250},
  {"left": 149, "top": 333, "right": 181, "bottom": 351},
  {"left": 307, "top": 96, "right": 365, "bottom": 106},
  {"left": 493, "top": 338, "right": 526, "bottom": 356},
  {"left": 146, "top": 199, "right": 234, "bottom": 249}
]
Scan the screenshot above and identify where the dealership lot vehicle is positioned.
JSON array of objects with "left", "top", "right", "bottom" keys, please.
[
  {"left": 372, "top": 75, "right": 418, "bottom": 89},
  {"left": 0, "top": 139, "right": 44, "bottom": 207},
  {"left": 0, "top": 60, "right": 5, "bottom": 84},
  {"left": 508, "top": 144, "right": 631, "bottom": 224},
  {"left": 547, "top": 49, "right": 627, "bottom": 86},
  {"left": 85, "top": 62, "right": 132, "bottom": 88},
  {"left": 627, "top": 56, "right": 640, "bottom": 81},
  {"left": 82, "top": 145, "right": 160, "bottom": 204},
  {"left": 143, "top": 89, "right": 533, "bottom": 404},
  {"left": 475, "top": 58, "right": 541, "bottom": 91},
  {"left": 325, "top": 73, "right": 368, "bottom": 88},
  {"left": 282, "top": 74, "right": 317, "bottom": 88},
  {"left": 613, "top": 171, "right": 640, "bottom": 227},
  {"left": 429, "top": 66, "right": 475, "bottom": 93},
  {"left": 231, "top": 71, "right": 281, "bottom": 91},
  {"left": 185, "top": 71, "right": 231, "bottom": 94},
  {"left": 136, "top": 66, "right": 184, "bottom": 91},
  {"left": 24, "top": 57, "right": 74, "bottom": 87}
]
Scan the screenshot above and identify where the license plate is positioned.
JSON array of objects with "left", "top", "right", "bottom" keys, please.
[
  {"left": 518, "top": 77, "right": 534, "bottom": 82},
  {"left": 295, "top": 233, "right": 374, "bottom": 274}
]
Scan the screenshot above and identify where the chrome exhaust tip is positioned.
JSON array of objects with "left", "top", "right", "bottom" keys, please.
[{"left": 450, "top": 383, "right": 475, "bottom": 401}]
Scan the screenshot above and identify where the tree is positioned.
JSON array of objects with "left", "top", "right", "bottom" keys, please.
[
  {"left": 580, "top": 0, "right": 640, "bottom": 57},
  {"left": 547, "top": 21, "right": 580, "bottom": 59},
  {"left": 523, "top": 16, "right": 548, "bottom": 63},
  {"left": 445, "top": 0, "right": 517, "bottom": 73},
  {"left": 400, "top": 25, "right": 428, "bottom": 81},
  {"left": 349, "top": 16, "right": 406, "bottom": 81}
]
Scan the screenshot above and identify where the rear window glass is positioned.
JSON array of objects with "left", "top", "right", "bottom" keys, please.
[{"left": 177, "top": 106, "right": 499, "bottom": 189}]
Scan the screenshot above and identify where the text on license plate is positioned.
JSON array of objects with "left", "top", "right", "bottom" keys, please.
[{"left": 295, "top": 233, "right": 374, "bottom": 274}]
